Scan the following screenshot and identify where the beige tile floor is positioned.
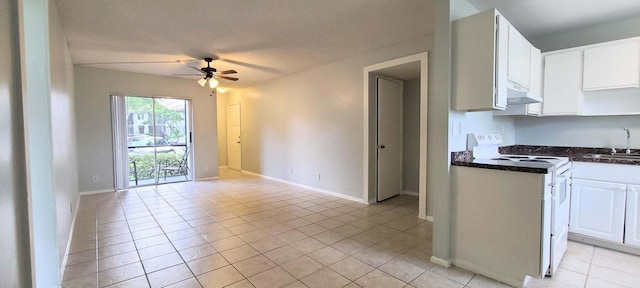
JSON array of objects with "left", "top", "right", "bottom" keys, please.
[{"left": 61, "top": 168, "right": 640, "bottom": 288}]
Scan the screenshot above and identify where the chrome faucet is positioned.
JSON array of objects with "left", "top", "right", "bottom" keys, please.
[{"left": 624, "top": 127, "right": 631, "bottom": 154}]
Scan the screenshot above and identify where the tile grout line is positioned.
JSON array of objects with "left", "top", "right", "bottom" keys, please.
[
  {"left": 71, "top": 171, "right": 433, "bottom": 288},
  {"left": 94, "top": 213, "right": 99, "bottom": 287},
  {"left": 135, "top": 185, "right": 201, "bottom": 287},
  {"left": 113, "top": 189, "right": 153, "bottom": 288}
]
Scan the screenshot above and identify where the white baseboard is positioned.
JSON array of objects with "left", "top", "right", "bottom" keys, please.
[
  {"left": 60, "top": 195, "right": 81, "bottom": 280},
  {"left": 79, "top": 189, "right": 114, "bottom": 195},
  {"left": 241, "top": 170, "right": 367, "bottom": 204},
  {"left": 218, "top": 166, "right": 229, "bottom": 169},
  {"left": 426, "top": 216, "right": 434, "bottom": 222},
  {"left": 196, "top": 176, "right": 219, "bottom": 181},
  {"left": 431, "top": 256, "right": 451, "bottom": 268},
  {"left": 401, "top": 190, "right": 419, "bottom": 197}
]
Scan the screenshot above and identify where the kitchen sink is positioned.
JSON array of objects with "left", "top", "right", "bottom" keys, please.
[{"left": 584, "top": 153, "right": 640, "bottom": 161}]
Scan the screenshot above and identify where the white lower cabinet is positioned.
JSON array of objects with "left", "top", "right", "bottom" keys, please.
[
  {"left": 626, "top": 185, "right": 640, "bottom": 247},
  {"left": 570, "top": 179, "right": 626, "bottom": 243}
]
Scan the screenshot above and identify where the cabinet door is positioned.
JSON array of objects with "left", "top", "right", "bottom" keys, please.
[
  {"left": 507, "top": 25, "right": 531, "bottom": 89},
  {"left": 527, "top": 46, "right": 543, "bottom": 115},
  {"left": 453, "top": 9, "right": 505, "bottom": 111},
  {"left": 626, "top": 185, "right": 640, "bottom": 247},
  {"left": 543, "top": 51, "right": 584, "bottom": 115},
  {"left": 570, "top": 179, "right": 626, "bottom": 243},
  {"left": 583, "top": 40, "right": 640, "bottom": 91},
  {"left": 493, "top": 45, "right": 542, "bottom": 117}
]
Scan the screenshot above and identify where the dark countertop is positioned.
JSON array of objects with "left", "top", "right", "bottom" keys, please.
[
  {"left": 451, "top": 145, "right": 640, "bottom": 174},
  {"left": 451, "top": 150, "right": 555, "bottom": 174},
  {"left": 500, "top": 145, "right": 640, "bottom": 166}
]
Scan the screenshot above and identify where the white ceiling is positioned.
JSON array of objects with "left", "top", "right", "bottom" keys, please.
[
  {"left": 468, "top": 0, "right": 640, "bottom": 38},
  {"left": 55, "top": 0, "right": 434, "bottom": 89},
  {"left": 55, "top": 0, "right": 640, "bottom": 89}
]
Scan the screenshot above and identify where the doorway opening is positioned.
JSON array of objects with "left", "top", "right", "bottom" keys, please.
[
  {"left": 363, "top": 52, "right": 429, "bottom": 219},
  {"left": 112, "top": 96, "right": 193, "bottom": 189}
]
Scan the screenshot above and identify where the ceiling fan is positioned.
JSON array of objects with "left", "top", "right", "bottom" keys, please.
[{"left": 186, "top": 57, "right": 238, "bottom": 89}]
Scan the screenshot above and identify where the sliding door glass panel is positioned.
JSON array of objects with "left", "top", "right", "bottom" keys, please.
[
  {"left": 153, "top": 98, "right": 189, "bottom": 184},
  {"left": 126, "top": 97, "right": 157, "bottom": 186},
  {"left": 124, "top": 96, "right": 191, "bottom": 187}
]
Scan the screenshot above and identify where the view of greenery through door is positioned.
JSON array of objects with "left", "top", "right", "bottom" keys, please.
[{"left": 126, "top": 96, "right": 190, "bottom": 186}]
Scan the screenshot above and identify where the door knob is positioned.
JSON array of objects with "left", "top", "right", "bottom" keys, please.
[
  {"left": 237, "top": 141, "right": 241, "bottom": 144},
  {"left": 379, "top": 145, "right": 386, "bottom": 149}
]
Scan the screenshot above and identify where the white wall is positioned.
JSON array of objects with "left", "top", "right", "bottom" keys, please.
[
  {"left": 0, "top": 0, "right": 31, "bottom": 285},
  {"left": 449, "top": 111, "right": 516, "bottom": 151},
  {"left": 21, "top": 0, "right": 62, "bottom": 285},
  {"left": 403, "top": 79, "right": 420, "bottom": 194},
  {"left": 216, "top": 92, "right": 228, "bottom": 166},
  {"left": 219, "top": 36, "right": 432, "bottom": 200},
  {"left": 49, "top": 1, "right": 80, "bottom": 269},
  {"left": 531, "top": 15, "right": 640, "bottom": 52},
  {"left": 516, "top": 115, "right": 640, "bottom": 148},
  {"left": 75, "top": 67, "right": 219, "bottom": 192}
]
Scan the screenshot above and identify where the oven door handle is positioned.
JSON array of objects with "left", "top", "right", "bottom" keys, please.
[{"left": 558, "top": 167, "right": 574, "bottom": 177}]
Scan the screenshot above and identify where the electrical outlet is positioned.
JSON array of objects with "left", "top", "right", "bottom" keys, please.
[
  {"left": 92, "top": 175, "right": 99, "bottom": 182},
  {"left": 204, "top": 165, "right": 209, "bottom": 171},
  {"left": 316, "top": 173, "right": 321, "bottom": 181},
  {"left": 69, "top": 202, "right": 73, "bottom": 213}
]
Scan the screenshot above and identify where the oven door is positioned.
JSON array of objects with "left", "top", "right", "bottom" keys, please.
[
  {"left": 549, "top": 224, "right": 569, "bottom": 276},
  {"left": 552, "top": 166, "right": 572, "bottom": 234}
]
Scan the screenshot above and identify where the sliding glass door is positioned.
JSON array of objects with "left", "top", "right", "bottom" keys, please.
[{"left": 112, "top": 95, "right": 191, "bottom": 189}]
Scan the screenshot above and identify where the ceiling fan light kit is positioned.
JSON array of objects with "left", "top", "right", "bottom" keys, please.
[
  {"left": 209, "top": 78, "right": 219, "bottom": 89},
  {"left": 192, "top": 57, "right": 239, "bottom": 89}
]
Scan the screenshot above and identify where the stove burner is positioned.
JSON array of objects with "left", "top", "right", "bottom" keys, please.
[
  {"left": 505, "top": 156, "right": 530, "bottom": 159},
  {"left": 491, "top": 158, "right": 511, "bottom": 161}
]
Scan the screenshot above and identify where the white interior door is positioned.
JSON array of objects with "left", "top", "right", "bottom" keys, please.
[
  {"left": 227, "top": 103, "right": 242, "bottom": 171},
  {"left": 377, "top": 77, "right": 403, "bottom": 201}
]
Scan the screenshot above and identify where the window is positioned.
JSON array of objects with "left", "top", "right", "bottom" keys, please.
[{"left": 138, "top": 126, "right": 144, "bottom": 134}]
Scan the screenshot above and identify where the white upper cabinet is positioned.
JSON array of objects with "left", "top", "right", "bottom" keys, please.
[
  {"left": 583, "top": 40, "right": 640, "bottom": 91},
  {"left": 453, "top": 9, "right": 508, "bottom": 111},
  {"left": 453, "top": 9, "right": 542, "bottom": 112},
  {"left": 527, "top": 46, "right": 542, "bottom": 115},
  {"left": 494, "top": 46, "right": 542, "bottom": 116},
  {"left": 507, "top": 25, "right": 531, "bottom": 90},
  {"left": 543, "top": 50, "right": 584, "bottom": 115}
]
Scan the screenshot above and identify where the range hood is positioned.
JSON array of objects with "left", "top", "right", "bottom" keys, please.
[{"left": 506, "top": 82, "right": 542, "bottom": 105}]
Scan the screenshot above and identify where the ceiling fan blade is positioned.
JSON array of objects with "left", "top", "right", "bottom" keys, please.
[
  {"left": 188, "top": 66, "right": 204, "bottom": 73},
  {"left": 219, "top": 70, "right": 237, "bottom": 75},
  {"left": 76, "top": 59, "right": 195, "bottom": 65},
  {"left": 218, "top": 75, "right": 239, "bottom": 81},
  {"left": 173, "top": 73, "right": 203, "bottom": 76}
]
